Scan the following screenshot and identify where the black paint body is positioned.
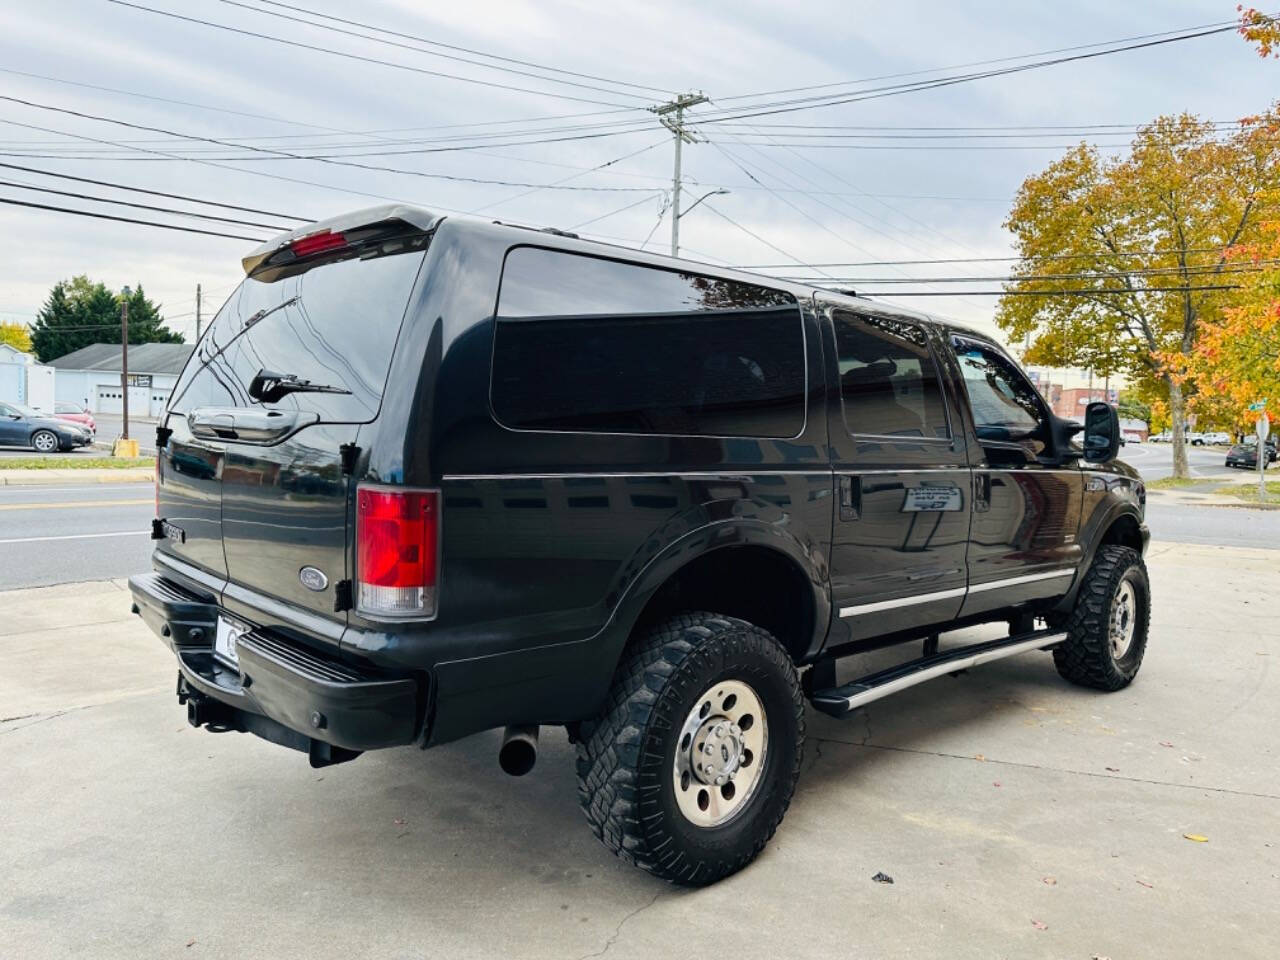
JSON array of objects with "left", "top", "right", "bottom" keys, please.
[{"left": 130, "top": 210, "right": 1148, "bottom": 758}]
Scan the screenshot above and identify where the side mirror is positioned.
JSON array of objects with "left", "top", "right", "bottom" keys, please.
[{"left": 1082, "top": 401, "right": 1120, "bottom": 463}]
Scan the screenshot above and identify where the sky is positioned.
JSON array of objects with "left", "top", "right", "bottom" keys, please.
[{"left": 0, "top": 0, "right": 1274, "bottom": 347}]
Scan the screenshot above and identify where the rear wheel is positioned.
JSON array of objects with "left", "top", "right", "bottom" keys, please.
[
  {"left": 30, "top": 429, "right": 58, "bottom": 453},
  {"left": 575, "top": 612, "right": 804, "bottom": 885},
  {"left": 1053, "top": 545, "right": 1150, "bottom": 691}
]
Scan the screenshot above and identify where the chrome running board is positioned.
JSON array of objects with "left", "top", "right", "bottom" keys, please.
[{"left": 809, "top": 629, "right": 1066, "bottom": 717}]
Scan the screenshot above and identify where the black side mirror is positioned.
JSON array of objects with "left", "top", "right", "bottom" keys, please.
[{"left": 1082, "top": 401, "right": 1120, "bottom": 463}]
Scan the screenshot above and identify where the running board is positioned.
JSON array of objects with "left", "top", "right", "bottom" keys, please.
[{"left": 809, "top": 629, "right": 1066, "bottom": 717}]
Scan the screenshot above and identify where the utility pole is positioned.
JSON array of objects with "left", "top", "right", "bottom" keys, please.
[
  {"left": 120, "top": 286, "right": 130, "bottom": 442},
  {"left": 195, "top": 283, "right": 202, "bottom": 340},
  {"left": 650, "top": 92, "right": 708, "bottom": 257}
]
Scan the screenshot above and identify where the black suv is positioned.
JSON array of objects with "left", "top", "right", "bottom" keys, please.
[{"left": 130, "top": 205, "right": 1150, "bottom": 885}]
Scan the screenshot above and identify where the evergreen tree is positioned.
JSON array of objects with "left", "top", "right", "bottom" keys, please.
[{"left": 29, "top": 276, "right": 182, "bottom": 361}]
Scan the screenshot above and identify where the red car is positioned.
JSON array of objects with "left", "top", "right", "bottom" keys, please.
[{"left": 53, "top": 401, "right": 96, "bottom": 436}]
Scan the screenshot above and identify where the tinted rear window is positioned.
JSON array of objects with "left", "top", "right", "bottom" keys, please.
[
  {"left": 491, "top": 247, "right": 806, "bottom": 438},
  {"left": 169, "top": 247, "right": 426, "bottom": 421}
]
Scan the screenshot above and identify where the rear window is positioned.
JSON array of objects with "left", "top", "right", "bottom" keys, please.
[
  {"left": 169, "top": 246, "right": 427, "bottom": 421},
  {"left": 490, "top": 247, "right": 806, "bottom": 438}
]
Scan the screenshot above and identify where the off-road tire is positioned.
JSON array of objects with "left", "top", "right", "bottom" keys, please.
[
  {"left": 1053, "top": 545, "right": 1150, "bottom": 691},
  {"left": 575, "top": 612, "right": 804, "bottom": 885}
]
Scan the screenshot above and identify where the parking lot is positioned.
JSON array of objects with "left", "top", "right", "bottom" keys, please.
[{"left": 3, "top": 522, "right": 1278, "bottom": 957}]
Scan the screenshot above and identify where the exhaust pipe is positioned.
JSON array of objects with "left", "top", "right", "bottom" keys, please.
[{"left": 498, "top": 724, "right": 539, "bottom": 776}]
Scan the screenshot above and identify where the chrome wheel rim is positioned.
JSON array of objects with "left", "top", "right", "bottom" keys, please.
[
  {"left": 33, "top": 432, "right": 56, "bottom": 452},
  {"left": 1110, "top": 579, "right": 1137, "bottom": 660},
  {"left": 672, "top": 679, "right": 768, "bottom": 828}
]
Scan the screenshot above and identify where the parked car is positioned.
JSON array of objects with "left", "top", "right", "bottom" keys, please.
[
  {"left": 1227, "top": 439, "right": 1278, "bottom": 469},
  {"left": 1150, "top": 431, "right": 1171, "bottom": 443},
  {"left": 1186, "top": 432, "right": 1207, "bottom": 446},
  {"left": 0, "top": 400, "right": 93, "bottom": 452},
  {"left": 129, "top": 206, "right": 1151, "bottom": 886},
  {"left": 1123, "top": 432, "right": 1143, "bottom": 444},
  {"left": 1202, "top": 431, "right": 1231, "bottom": 446},
  {"left": 54, "top": 401, "right": 96, "bottom": 436}
]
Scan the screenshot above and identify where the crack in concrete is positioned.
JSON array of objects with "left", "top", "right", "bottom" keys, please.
[
  {"left": 811, "top": 735, "right": 1280, "bottom": 801},
  {"left": 575, "top": 890, "right": 663, "bottom": 960}
]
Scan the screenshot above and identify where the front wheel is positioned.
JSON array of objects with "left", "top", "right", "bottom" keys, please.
[
  {"left": 30, "top": 429, "right": 58, "bottom": 453},
  {"left": 576, "top": 612, "right": 804, "bottom": 885},
  {"left": 1053, "top": 545, "right": 1150, "bottom": 691}
]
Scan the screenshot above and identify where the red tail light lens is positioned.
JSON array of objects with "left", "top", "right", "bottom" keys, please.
[
  {"left": 356, "top": 485, "right": 439, "bottom": 619},
  {"left": 290, "top": 230, "right": 347, "bottom": 258}
]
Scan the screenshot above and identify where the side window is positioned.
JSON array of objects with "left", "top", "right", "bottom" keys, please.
[
  {"left": 953, "top": 341, "right": 1046, "bottom": 446},
  {"left": 832, "top": 310, "right": 949, "bottom": 439},
  {"left": 491, "top": 248, "right": 806, "bottom": 438}
]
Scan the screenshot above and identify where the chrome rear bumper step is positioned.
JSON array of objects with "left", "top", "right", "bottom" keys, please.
[{"left": 809, "top": 628, "right": 1066, "bottom": 717}]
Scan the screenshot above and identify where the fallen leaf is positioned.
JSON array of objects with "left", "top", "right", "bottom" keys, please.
[
  {"left": 1042, "top": 876, "right": 1057, "bottom": 886},
  {"left": 1031, "top": 919, "right": 1048, "bottom": 931},
  {"left": 993, "top": 781, "right": 1002, "bottom": 788},
  {"left": 1092, "top": 955, "right": 1113, "bottom": 960},
  {"left": 1183, "top": 833, "right": 1209, "bottom": 843},
  {"left": 974, "top": 753, "right": 986, "bottom": 761},
  {"left": 871, "top": 871, "right": 894, "bottom": 884},
  {"left": 186, "top": 941, "right": 196, "bottom": 949},
  {"left": 1105, "top": 766, "right": 1120, "bottom": 773},
  {"left": 1159, "top": 741, "right": 1175, "bottom": 748},
  {"left": 1136, "top": 879, "right": 1154, "bottom": 888}
]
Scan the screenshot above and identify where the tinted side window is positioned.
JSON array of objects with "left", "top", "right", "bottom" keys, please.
[
  {"left": 491, "top": 248, "right": 806, "bottom": 438},
  {"left": 833, "top": 310, "right": 949, "bottom": 439},
  {"left": 953, "top": 341, "right": 1045, "bottom": 444}
]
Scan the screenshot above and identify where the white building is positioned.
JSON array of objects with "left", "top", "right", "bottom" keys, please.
[
  {"left": 0, "top": 342, "right": 55, "bottom": 412},
  {"left": 48, "top": 343, "right": 193, "bottom": 417}
]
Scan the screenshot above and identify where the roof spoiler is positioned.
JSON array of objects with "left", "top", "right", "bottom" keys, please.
[{"left": 241, "top": 204, "right": 446, "bottom": 280}]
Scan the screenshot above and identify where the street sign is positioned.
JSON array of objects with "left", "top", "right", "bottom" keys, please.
[
  {"left": 1248, "top": 400, "right": 1267, "bottom": 412},
  {"left": 1258, "top": 412, "right": 1271, "bottom": 442}
]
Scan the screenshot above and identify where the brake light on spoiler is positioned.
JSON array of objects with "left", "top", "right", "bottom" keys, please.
[
  {"left": 355, "top": 485, "right": 440, "bottom": 619},
  {"left": 289, "top": 230, "right": 348, "bottom": 258}
]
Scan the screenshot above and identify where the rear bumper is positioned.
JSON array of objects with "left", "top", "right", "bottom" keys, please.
[{"left": 129, "top": 572, "right": 422, "bottom": 761}]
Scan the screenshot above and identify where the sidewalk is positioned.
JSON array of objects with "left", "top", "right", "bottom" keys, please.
[{"left": 1146, "top": 476, "right": 1280, "bottom": 510}]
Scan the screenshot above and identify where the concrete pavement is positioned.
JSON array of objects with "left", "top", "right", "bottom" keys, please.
[{"left": 2, "top": 544, "right": 1277, "bottom": 959}]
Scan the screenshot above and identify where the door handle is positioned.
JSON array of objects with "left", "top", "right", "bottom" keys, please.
[
  {"left": 839, "top": 474, "right": 861, "bottom": 521},
  {"left": 187, "top": 407, "right": 318, "bottom": 444}
]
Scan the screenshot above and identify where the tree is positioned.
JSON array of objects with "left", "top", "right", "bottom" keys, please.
[
  {"left": 29, "top": 276, "right": 182, "bottom": 362},
  {"left": 1184, "top": 220, "right": 1280, "bottom": 429},
  {"left": 996, "top": 109, "right": 1280, "bottom": 478},
  {"left": 1240, "top": 7, "right": 1280, "bottom": 57},
  {"left": 1116, "top": 387, "right": 1151, "bottom": 426},
  {"left": 0, "top": 320, "right": 32, "bottom": 353}
]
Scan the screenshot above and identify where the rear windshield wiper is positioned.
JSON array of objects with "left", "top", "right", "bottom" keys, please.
[{"left": 248, "top": 368, "right": 352, "bottom": 403}]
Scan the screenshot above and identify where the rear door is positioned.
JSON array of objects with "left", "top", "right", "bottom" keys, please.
[
  {"left": 157, "top": 240, "right": 428, "bottom": 629},
  {"left": 823, "top": 305, "right": 972, "bottom": 639}
]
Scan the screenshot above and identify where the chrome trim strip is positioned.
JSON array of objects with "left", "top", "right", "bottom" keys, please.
[
  {"left": 968, "top": 567, "right": 1075, "bottom": 593},
  {"left": 815, "top": 631, "right": 1067, "bottom": 712},
  {"left": 839, "top": 586, "right": 966, "bottom": 617},
  {"left": 839, "top": 567, "right": 1075, "bottom": 618},
  {"left": 442, "top": 470, "right": 833, "bottom": 481}
]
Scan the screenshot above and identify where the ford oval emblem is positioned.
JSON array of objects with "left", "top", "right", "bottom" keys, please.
[{"left": 299, "top": 566, "right": 329, "bottom": 592}]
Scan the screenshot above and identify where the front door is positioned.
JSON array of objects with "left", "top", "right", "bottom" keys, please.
[
  {"left": 0, "top": 402, "right": 25, "bottom": 445},
  {"left": 823, "top": 305, "right": 972, "bottom": 642},
  {"left": 946, "top": 335, "right": 1083, "bottom": 618}
]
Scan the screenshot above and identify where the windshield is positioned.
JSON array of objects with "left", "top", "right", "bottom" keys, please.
[{"left": 10, "top": 403, "right": 41, "bottom": 418}]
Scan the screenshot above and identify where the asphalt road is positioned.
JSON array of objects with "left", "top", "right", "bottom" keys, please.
[
  {"left": 1118, "top": 440, "right": 1247, "bottom": 481},
  {"left": 0, "top": 484, "right": 154, "bottom": 589}
]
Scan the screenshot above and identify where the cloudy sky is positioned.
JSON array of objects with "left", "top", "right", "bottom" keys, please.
[{"left": 0, "top": 0, "right": 1273, "bottom": 344}]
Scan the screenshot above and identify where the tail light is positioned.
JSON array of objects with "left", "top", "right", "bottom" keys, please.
[
  {"left": 356, "top": 485, "right": 440, "bottom": 619},
  {"left": 289, "top": 230, "right": 347, "bottom": 258}
]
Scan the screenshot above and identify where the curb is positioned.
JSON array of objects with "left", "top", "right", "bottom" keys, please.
[
  {"left": 1145, "top": 489, "right": 1280, "bottom": 510},
  {"left": 0, "top": 470, "right": 154, "bottom": 486}
]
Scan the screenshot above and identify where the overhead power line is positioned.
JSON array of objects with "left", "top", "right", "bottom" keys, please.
[
  {"left": 0, "top": 161, "right": 310, "bottom": 220},
  {"left": 0, "top": 196, "right": 266, "bottom": 241},
  {"left": 105, "top": 0, "right": 648, "bottom": 110},
  {"left": 216, "top": 0, "right": 671, "bottom": 99},
  {"left": 738, "top": 247, "right": 1253, "bottom": 268},
  {"left": 0, "top": 178, "right": 293, "bottom": 231},
  {"left": 0, "top": 95, "right": 661, "bottom": 190},
  {"left": 858, "top": 285, "right": 1240, "bottom": 297}
]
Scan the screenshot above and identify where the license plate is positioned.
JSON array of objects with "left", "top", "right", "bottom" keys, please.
[{"left": 214, "top": 615, "right": 248, "bottom": 667}]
